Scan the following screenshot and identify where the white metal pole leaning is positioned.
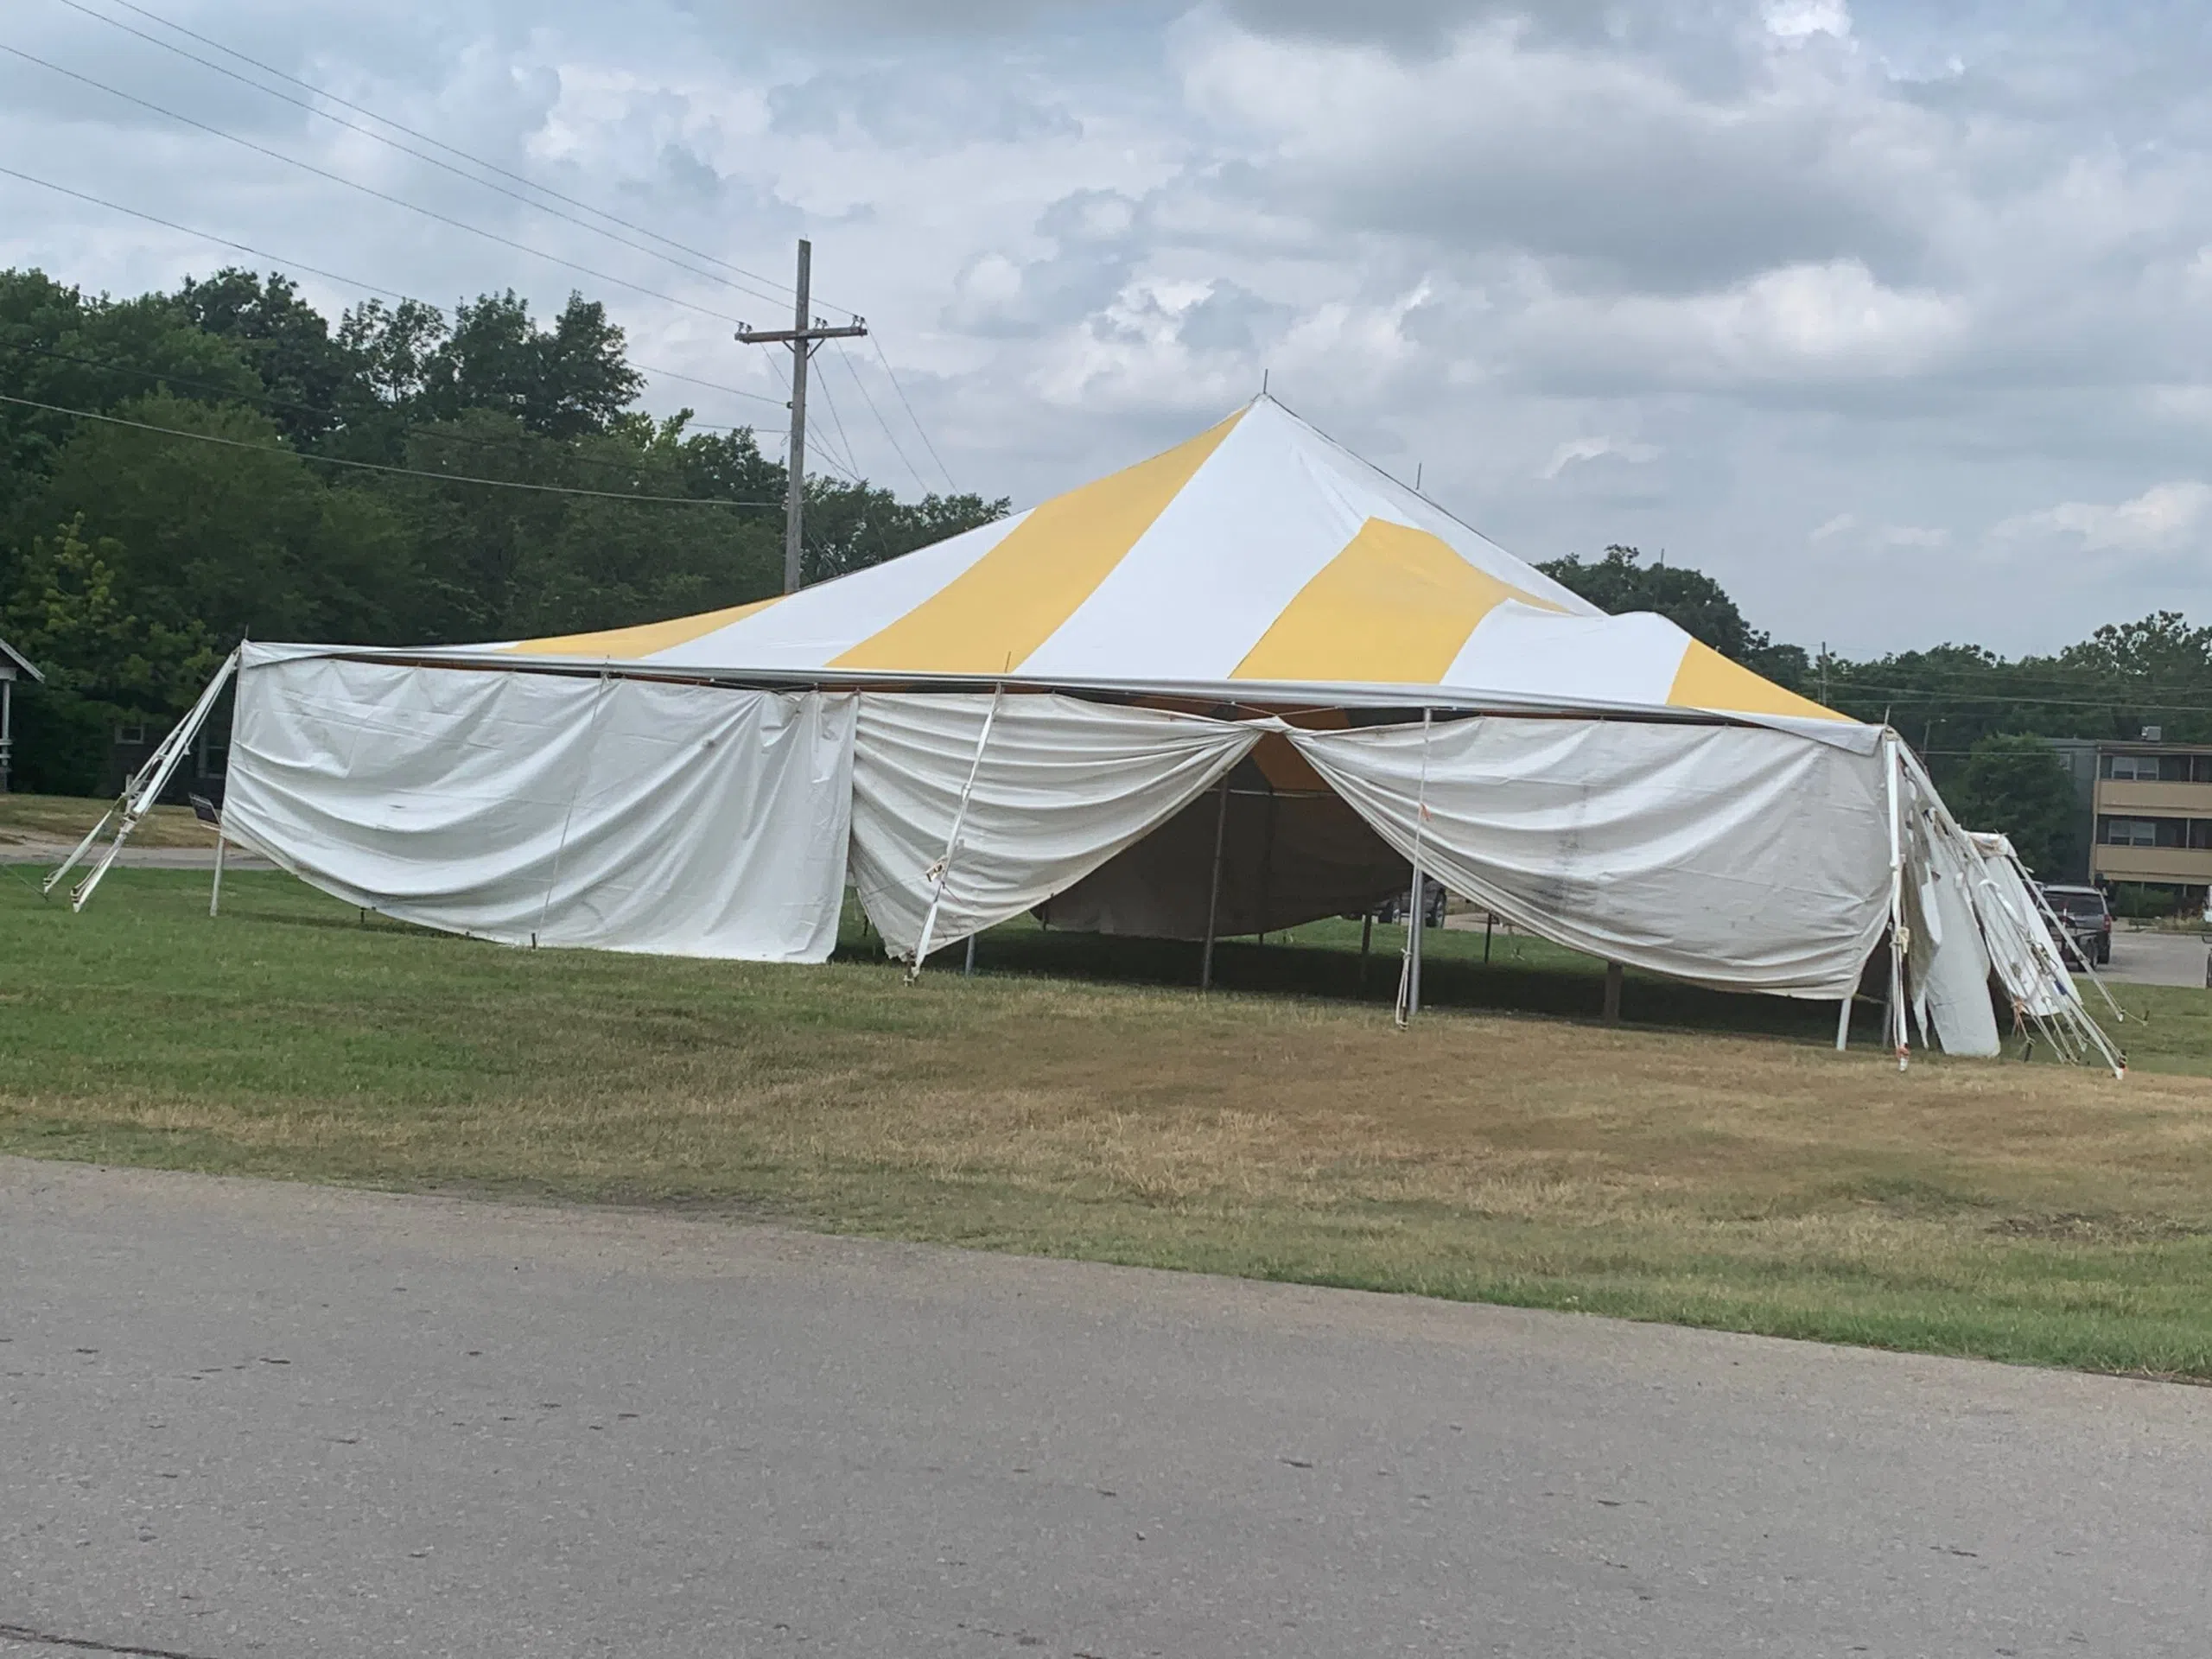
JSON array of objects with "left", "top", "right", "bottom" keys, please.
[
  {"left": 46, "top": 646, "right": 240, "bottom": 912},
  {"left": 909, "top": 683, "right": 1004, "bottom": 982},
  {"left": 1395, "top": 708, "right": 1435, "bottom": 1028},
  {"left": 735, "top": 239, "right": 868, "bottom": 594},
  {"left": 1882, "top": 729, "right": 1910, "bottom": 1072}
]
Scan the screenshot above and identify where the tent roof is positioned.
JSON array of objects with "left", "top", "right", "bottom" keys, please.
[{"left": 481, "top": 397, "right": 1847, "bottom": 730}]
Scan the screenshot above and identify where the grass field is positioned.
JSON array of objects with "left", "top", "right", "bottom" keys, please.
[
  {"left": 0, "top": 791, "right": 216, "bottom": 850},
  {"left": 6, "top": 866, "right": 2212, "bottom": 1381}
]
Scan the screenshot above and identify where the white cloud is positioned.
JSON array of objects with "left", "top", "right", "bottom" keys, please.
[
  {"left": 7, "top": 0, "right": 2212, "bottom": 654},
  {"left": 1993, "top": 481, "right": 2212, "bottom": 555},
  {"left": 1763, "top": 1, "right": 1852, "bottom": 44},
  {"left": 1541, "top": 436, "right": 1662, "bottom": 480}
]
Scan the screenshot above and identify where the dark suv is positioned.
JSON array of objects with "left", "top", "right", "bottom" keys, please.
[{"left": 2038, "top": 884, "right": 2113, "bottom": 967}]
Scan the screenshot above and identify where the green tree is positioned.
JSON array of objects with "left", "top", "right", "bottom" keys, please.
[
  {"left": 1, "top": 515, "right": 220, "bottom": 793},
  {"left": 26, "top": 392, "right": 415, "bottom": 645},
  {"left": 1535, "top": 543, "right": 1808, "bottom": 690},
  {"left": 415, "top": 291, "right": 644, "bottom": 439},
  {"left": 1947, "top": 734, "right": 2080, "bottom": 876},
  {"left": 175, "top": 269, "right": 371, "bottom": 447}
]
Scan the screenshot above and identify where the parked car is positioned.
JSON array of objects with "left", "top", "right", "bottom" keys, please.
[
  {"left": 2037, "top": 883, "right": 2112, "bottom": 968},
  {"left": 1371, "top": 883, "right": 1449, "bottom": 927}
]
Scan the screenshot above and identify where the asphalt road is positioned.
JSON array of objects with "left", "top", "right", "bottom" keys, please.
[
  {"left": 2101, "top": 929, "right": 2212, "bottom": 988},
  {"left": 3, "top": 1160, "right": 2209, "bottom": 1659}
]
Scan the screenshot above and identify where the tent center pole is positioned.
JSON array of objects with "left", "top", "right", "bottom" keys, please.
[{"left": 1200, "top": 771, "right": 1230, "bottom": 992}]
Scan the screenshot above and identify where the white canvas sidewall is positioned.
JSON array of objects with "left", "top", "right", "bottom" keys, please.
[{"left": 225, "top": 655, "right": 855, "bottom": 962}]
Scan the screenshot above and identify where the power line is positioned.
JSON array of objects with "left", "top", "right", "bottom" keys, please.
[
  {"left": 836, "top": 342, "right": 925, "bottom": 493},
  {"left": 82, "top": 0, "right": 855, "bottom": 319},
  {"left": 808, "top": 351, "right": 863, "bottom": 485},
  {"left": 0, "top": 41, "right": 748, "bottom": 327},
  {"left": 0, "top": 339, "right": 769, "bottom": 488},
  {"left": 1827, "top": 680, "right": 2212, "bottom": 716},
  {"left": 626, "top": 359, "right": 785, "bottom": 408},
  {"left": 871, "top": 334, "right": 957, "bottom": 493},
  {"left": 0, "top": 391, "right": 781, "bottom": 506},
  {"left": 53, "top": 0, "right": 794, "bottom": 314},
  {"left": 0, "top": 165, "right": 787, "bottom": 420},
  {"left": 0, "top": 163, "right": 421, "bottom": 307}
]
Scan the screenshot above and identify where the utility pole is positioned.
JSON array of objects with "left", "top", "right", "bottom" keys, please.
[{"left": 736, "top": 238, "right": 868, "bottom": 593}]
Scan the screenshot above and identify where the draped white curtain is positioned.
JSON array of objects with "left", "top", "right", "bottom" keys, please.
[
  {"left": 1287, "top": 715, "right": 1893, "bottom": 998},
  {"left": 848, "top": 691, "right": 1262, "bottom": 960},
  {"left": 226, "top": 649, "right": 855, "bottom": 961}
]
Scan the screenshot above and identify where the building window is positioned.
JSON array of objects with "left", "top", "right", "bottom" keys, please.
[
  {"left": 2102, "top": 752, "right": 2212, "bottom": 782},
  {"left": 2101, "top": 817, "right": 2164, "bottom": 847}
]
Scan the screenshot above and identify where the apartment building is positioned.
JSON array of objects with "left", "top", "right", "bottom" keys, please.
[{"left": 2044, "top": 735, "right": 2212, "bottom": 895}]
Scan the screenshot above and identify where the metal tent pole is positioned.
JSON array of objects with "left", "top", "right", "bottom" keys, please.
[
  {"left": 208, "top": 816, "right": 227, "bottom": 918},
  {"left": 58, "top": 647, "right": 239, "bottom": 912},
  {"left": 911, "top": 684, "right": 1003, "bottom": 981},
  {"left": 1395, "top": 709, "right": 1435, "bottom": 1028},
  {"left": 1200, "top": 771, "right": 1231, "bottom": 992},
  {"left": 1883, "top": 730, "right": 1910, "bottom": 1072}
]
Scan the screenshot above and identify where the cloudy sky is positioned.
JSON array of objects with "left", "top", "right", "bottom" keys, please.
[{"left": 4, "top": 0, "right": 2210, "bottom": 656}]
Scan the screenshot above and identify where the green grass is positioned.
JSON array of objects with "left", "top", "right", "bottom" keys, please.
[{"left": 7, "top": 868, "right": 2212, "bottom": 1381}]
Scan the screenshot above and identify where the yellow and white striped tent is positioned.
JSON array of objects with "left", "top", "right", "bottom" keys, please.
[
  {"left": 501, "top": 396, "right": 1843, "bottom": 727},
  {"left": 196, "top": 393, "right": 2095, "bottom": 1067}
]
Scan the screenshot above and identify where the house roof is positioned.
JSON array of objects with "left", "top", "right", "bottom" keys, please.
[{"left": 0, "top": 636, "right": 43, "bottom": 683}]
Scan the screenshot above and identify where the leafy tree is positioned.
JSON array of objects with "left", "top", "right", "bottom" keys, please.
[
  {"left": 26, "top": 392, "right": 414, "bottom": 645},
  {"left": 1946, "top": 733, "right": 2081, "bottom": 876},
  {"left": 415, "top": 291, "right": 644, "bottom": 439},
  {"left": 175, "top": 270, "right": 369, "bottom": 446},
  {"left": 2, "top": 515, "right": 220, "bottom": 794},
  {"left": 1536, "top": 543, "right": 1808, "bottom": 690}
]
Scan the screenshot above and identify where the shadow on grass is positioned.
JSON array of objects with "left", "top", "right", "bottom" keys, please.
[{"left": 839, "top": 913, "right": 1847, "bottom": 1047}]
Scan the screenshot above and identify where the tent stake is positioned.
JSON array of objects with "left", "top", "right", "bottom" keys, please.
[{"left": 1200, "top": 772, "right": 1230, "bottom": 991}]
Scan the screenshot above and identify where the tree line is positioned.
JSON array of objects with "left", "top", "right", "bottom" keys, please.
[{"left": 0, "top": 265, "right": 1003, "bottom": 794}]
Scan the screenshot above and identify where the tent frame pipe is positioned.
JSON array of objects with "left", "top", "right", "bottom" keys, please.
[
  {"left": 1199, "top": 771, "right": 1230, "bottom": 992},
  {"left": 208, "top": 811, "right": 227, "bottom": 918},
  {"left": 911, "top": 682, "right": 1003, "bottom": 981},
  {"left": 1882, "top": 730, "right": 1909, "bottom": 1071},
  {"left": 53, "top": 647, "right": 239, "bottom": 912},
  {"left": 1395, "top": 708, "right": 1435, "bottom": 1028},
  {"left": 1834, "top": 994, "right": 1852, "bottom": 1051}
]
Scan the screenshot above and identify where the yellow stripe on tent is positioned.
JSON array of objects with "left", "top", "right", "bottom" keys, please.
[
  {"left": 503, "top": 596, "right": 781, "bottom": 659},
  {"left": 831, "top": 409, "right": 1244, "bottom": 673},
  {"left": 1230, "top": 518, "right": 1563, "bottom": 685},
  {"left": 1666, "top": 639, "right": 1848, "bottom": 721}
]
